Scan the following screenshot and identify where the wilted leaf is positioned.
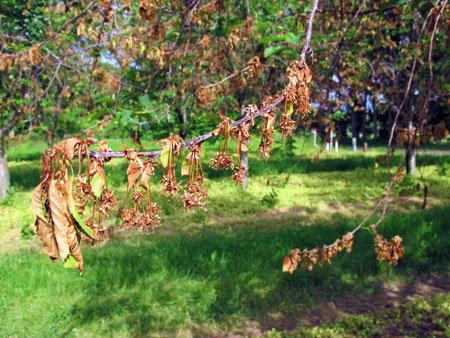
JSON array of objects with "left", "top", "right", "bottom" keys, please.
[
  {"left": 160, "top": 146, "right": 170, "bottom": 168},
  {"left": 282, "top": 255, "right": 294, "bottom": 274},
  {"left": 127, "top": 160, "right": 142, "bottom": 190},
  {"left": 48, "top": 179, "right": 71, "bottom": 262},
  {"left": 66, "top": 178, "right": 96, "bottom": 240},
  {"left": 241, "top": 144, "right": 250, "bottom": 152},
  {"left": 49, "top": 178, "right": 83, "bottom": 272},
  {"left": 32, "top": 183, "right": 58, "bottom": 260},
  {"left": 64, "top": 138, "right": 82, "bottom": 161}
]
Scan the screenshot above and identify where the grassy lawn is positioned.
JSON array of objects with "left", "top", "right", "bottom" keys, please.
[{"left": 1, "top": 134, "right": 449, "bottom": 336}]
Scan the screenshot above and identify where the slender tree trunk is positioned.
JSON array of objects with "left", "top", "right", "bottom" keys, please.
[
  {"left": 351, "top": 106, "right": 358, "bottom": 150},
  {"left": 406, "top": 120, "right": 416, "bottom": 175},
  {"left": 0, "top": 143, "right": 10, "bottom": 199}
]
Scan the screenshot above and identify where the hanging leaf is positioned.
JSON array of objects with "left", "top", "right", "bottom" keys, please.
[
  {"left": 63, "top": 255, "right": 79, "bottom": 269},
  {"left": 241, "top": 144, "right": 250, "bottom": 152},
  {"left": 66, "top": 178, "right": 96, "bottom": 240},
  {"left": 181, "top": 158, "right": 190, "bottom": 176},
  {"left": 64, "top": 138, "right": 82, "bottom": 161},
  {"left": 31, "top": 183, "right": 58, "bottom": 260},
  {"left": 48, "top": 179, "right": 71, "bottom": 262},
  {"left": 91, "top": 170, "right": 106, "bottom": 198},
  {"left": 160, "top": 146, "right": 170, "bottom": 168},
  {"left": 126, "top": 160, "right": 142, "bottom": 191}
]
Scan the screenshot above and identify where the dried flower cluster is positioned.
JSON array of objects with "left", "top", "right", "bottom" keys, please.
[
  {"left": 121, "top": 203, "right": 161, "bottom": 232},
  {"left": 195, "top": 86, "right": 217, "bottom": 107},
  {"left": 280, "top": 61, "right": 313, "bottom": 139},
  {"left": 122, "top": 147, "right": 161, "bottom": 231},
  {"left": 393, "top": 166, "right": 404, "bottom": 182},
  {"left": 160, "top": 136, "right": 183, "bottom": 196},
  {"left": 211, "top": 112, "right": 234, "bottom": 170},
  {"left": 231, "top": 165, "right": 249, "bottom": 185},
  {"left": 182, "top": 144, "right": 208, "bottom": 212},
  {"left": 374, "top": 234, "right": 404, "bottom": 266},
  {"left": 280, "top": 109, "right": 297, "bottom": 139},
  {"left": 259, "top": 97, "right": 277, "bottom": 160},
  {"left": 283, "top": 61, "right": 312, "bottom": 116},
  {"left": 283, "top": 233, "right": 354, "bottom": 274}
]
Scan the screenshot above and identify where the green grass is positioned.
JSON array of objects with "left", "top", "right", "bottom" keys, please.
[
  {"left": 0, "top": 207, "right": 449, "bottom": 336},
  {"left": 1, "top": 134, "right": 449, "bottom": 336}
]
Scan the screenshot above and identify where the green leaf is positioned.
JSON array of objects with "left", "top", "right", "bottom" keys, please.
[
  {"left": 160, "top": 146, "right": 170, "bottom": 168},
  {"left": 285, "top": 32, "right": 301, "bottom": 45},
  {"left": 95, "top": 96, "right": 116, "bottom": 104},
  {"left": 259, "top": 35, "right": 286, "bottom": 43},
  {"left": 91, "top": 173, "right": 105, "bottom": 198},
  {"left": 264, "top": 46, "right": 284, "bottom": 58},
  {"left": 139, "top": 95, "right": 150, "bottom": 108},
  {"left": 63, "top": 255, "right": 79, "bottom": 269}
]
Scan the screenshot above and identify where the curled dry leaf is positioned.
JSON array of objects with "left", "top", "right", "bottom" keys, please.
[
  {"left": 49, "top": 179, "right": 84, "bottom": 273},
  {"left": 32, "top": 183, "right": 58, "bottom": 260}
]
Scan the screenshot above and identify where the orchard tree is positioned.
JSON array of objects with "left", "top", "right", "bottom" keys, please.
[{"left": 0, "top": 0, "right": 448, "bottom": 271}]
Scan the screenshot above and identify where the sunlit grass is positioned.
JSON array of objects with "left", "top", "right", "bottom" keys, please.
[{"left": 1, "top": 134, "right": 449, "bottom": 336}]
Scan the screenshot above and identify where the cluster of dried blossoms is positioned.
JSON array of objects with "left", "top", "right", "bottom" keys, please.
[
  {"left": 280, "top": 61, "right": 313, "bottom": 139},
  {"left": 259, "top": 97, "right": 277, "bottom": 160},
  {"left": 182, "top": 144, "right": 208, "bottom": 212},
  {"left": 397, "top": 122, "right": 449, "bottom": 147},
  {"left": 374, "top": 234, "right": 404, "bottom": 266},
  {"left": 230, "top": 105, "right": 255, "bottom": 185},
  {"left": 210, "top": 112, "right": 234, "bottom": 170},
  {"left": 0, "top": 45, "right": 42, "bottom": 71},
  {"left": 160, "top": 136, "right": 183, "bottom": 196},
  {"left": 195, "top": 85, "right": 218, "bottom": 107},
  {"left": 283, "top": 233, "right": 354, "bottom": 274},
  {"left": 231, "top": 165, "right": 249, "bottom": 186},
  {"left": 393, "top": 166, "right": 404, "bottom": 183},
  {"left": 238, "top": 56, "right": 263, "bottom": 87},
  {"left": 121, "top": 204, "right": 161, "bottom": 232},
  {"left": 122, "top": 147, "right": 161, "bottom": 232}
]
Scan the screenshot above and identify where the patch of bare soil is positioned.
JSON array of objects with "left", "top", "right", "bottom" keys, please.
[{"left": 258, "top": 274, "right": 450, "bottom": 335}]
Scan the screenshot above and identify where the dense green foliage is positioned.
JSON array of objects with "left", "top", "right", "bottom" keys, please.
[{"left": 1, "top": 0, "right": 449, "bottom": 144}]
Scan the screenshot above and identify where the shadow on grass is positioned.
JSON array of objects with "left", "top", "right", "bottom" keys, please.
[
  {"left": 1, "top": 207, "right": 449, "bottom": 335},
  {"left": 67, "top": 208, "right": 450, "bottom": 334}
]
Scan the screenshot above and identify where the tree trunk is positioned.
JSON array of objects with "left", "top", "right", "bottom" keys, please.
[
  {"left": 406, "top": 120, "right": 416, "bottom": 175},
  {"left": 351, "top": 106, "right": 358, "bottom": 150},
  {"left": 0, "top": 144, "right": 10, "bottom": 199}
]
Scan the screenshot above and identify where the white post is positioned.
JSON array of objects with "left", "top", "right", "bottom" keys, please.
[
  {"left": 335, "top": 140, "right": 339, "bottom": 152},
  {"left": 352, "top": 137, "right": 357, "bottom": 151},
  {"left": 326, "top": 142, "right": 330, "bottom": 151},
  {"left": 312, "top": 128, "right": 317, "bottom": 148}
]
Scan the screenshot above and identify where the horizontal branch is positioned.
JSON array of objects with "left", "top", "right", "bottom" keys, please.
[
  {"left": 200, "top": 65, "right": 251, "bottom": 89},
  {"left": 89, "top": 95, "right": 285, "bottom": 159}
]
